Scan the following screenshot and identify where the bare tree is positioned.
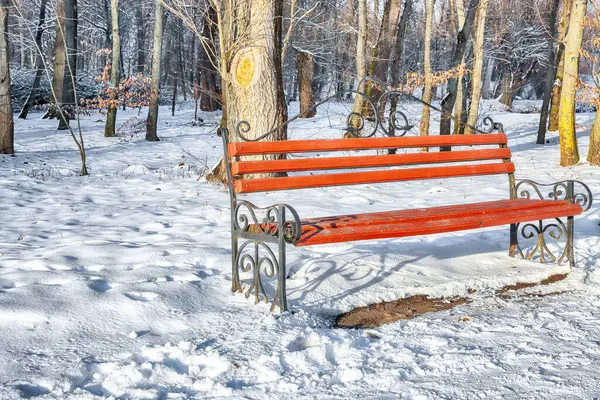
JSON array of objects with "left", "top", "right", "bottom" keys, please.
[
  {"left": 297, "top": 50, "right": 316, "bottom": 117},
  {"left": 465, "top": 0, "right": 489, "bottom": 134},
  {"left": 18, "top": 0, "right": 48, "bottom": 120},
  {"left": 536, "top": 0, "right": 561, "bottom": 143},
  {"left": 558, "top": 0, "right": 587, "bottom": 166},
  {"left": 549, "top": 0, "right": 573, "bottom": 131},
  {"left": 420, "top": 0, "right": 435, "bottom": 144},
  {"left": 440, "top": 0, "right": 479, "bottom": 150},
  {"left": 105, "top": 0, "right": 120, "bottom": 137},
  {"left": 146, "top": 0, "right": 164, "bottom": 142},
  {"left": 0, "top": 0, "right": 13, "bottom": 154}
]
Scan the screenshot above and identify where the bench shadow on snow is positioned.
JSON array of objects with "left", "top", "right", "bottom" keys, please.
[{"left": 284, "top": 219, "right": 599, "bottom": 309}]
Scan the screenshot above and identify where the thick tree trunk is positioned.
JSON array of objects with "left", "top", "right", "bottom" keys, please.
[
  {"left": 420, "top": 0, "right": 435, "bottom": 146},
  {"left": 549, "top": 0, "right": 573, "bottom": 131},
  {"left": 536, "top": 0, "right": 561, "bottom": 144},
  {"left": 440, "top": 0, "right": 479, "bottom": 151},
  {"left": 465, "top": 0, "right": 488, "bottom": 134},
  {"left": 0, "top": 0, "right": 13, "bottom": 154},
  {"left": 136, "top": 0, "right": 145, "bottom": 74},
  {"left": 18, "top": 0, "right": 48, "bottom": 120},
  {"left": 589, "top": 111, "right": 600, "bottom": 165},
  {"left": 558, "top": 0, "right": 586, "bottom": 166},
  {"left": 297, "top": 51, "right": 316, "bottom": 118},
  {"left": 146, "top": 0, "right": 164, "bottom": 142},
  {"left": 105, "top": 0, "right": 120, "bottom": 137},
  {"left": 389, "top": 0, "right": 413, "bottom": 137},
  {"left": 208, "top": 0, "right": 288, "bottom": 182}
]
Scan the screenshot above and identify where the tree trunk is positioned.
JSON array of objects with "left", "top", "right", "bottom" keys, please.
[
  {"left": 389, "top": 0, "right": 413, "bottom": 137},
  {"left": 420, "top": 0, "right": 435, "bottom": 146},
  {"left": 440, "top": 0, "right": 479, "bottom": 151},
  {"left": 368, "top": 0, "right": 402, "bottom": 106},
  {"left": 136, "top": 0, "right": 145, "bottom": 74},
  {"left": 55, "top": 0, "right": 77, "bottom": 131},
  {"left": 18, "top": 0, "right": 48, "bottom": 120},
  {"left": 297, "top": 51, "right": 316, "bottom": 118},
  {"left": 499, "top": 69, "right": 515, "bottom": 108},
  {"left": 558, "top": 0, "right": 586, "bottom": 166},
  {"left": 208, "top": 0, "right": 288, "bottom": 182},
  {"left": 199, "top": 6, "right": 220, "bottom": 111},
  {"left": 482, "top": 58, "right": 495, "bottom": 99},
  {"left": 536, "top": 0, "right": 561, "bottom": 144},
  {"left": 146, "top": 0, "right": 164, "bottom": 142},
  {"left": 0, "top": 0, "right": 13, "bottom": 154},
  {"left": 549, "top": 0, "right": 574, "bottom": 131},
  {"left": 465, "top": 0, "right": 488, "bottom": 134},
  {"left": 588, "top": 111, "right": 600, "bottom": 165},
  {"left": 105, "top": 0, "right": 120, "bottom": 137},
  {"left": 350, "top": 0, "right": 367, "bottom": 127},
  {"left": 453, "top": 0, "right": 466, "bottom": 135}
]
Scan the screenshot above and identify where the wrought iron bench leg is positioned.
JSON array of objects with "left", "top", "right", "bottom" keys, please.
[
  {"left": 567, "top": 216, "right": 575, "bottom": 268},
  {"left": 509, "top": 180, "right": 593, "bottom": 268},
  {"left": 231, "top": 235, "right": 288, "bottom": 312}
]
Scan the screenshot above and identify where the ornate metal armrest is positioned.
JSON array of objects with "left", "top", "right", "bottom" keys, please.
[
  {"left": 233, "top": 200, "right": 302, "bottom": 244},
  {"left": 514, "top": 179, "right": 593, "bottom": 212}
]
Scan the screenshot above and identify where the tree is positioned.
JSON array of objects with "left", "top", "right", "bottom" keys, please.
[
  {"left": 104, "top": 0, "right": 120, "bottom": 137},
  {"left": 51, "top": 0, "right": 78, "bottom": 130},
  {"left": 440, "top": 0, "right": 479, "bottom": 150},
  {"left": 297, "top": 51, "right": 316, "bottom": 118},
  {"left": 420, "top": 0, "right": 435, "bottom": 144},
  {"left": 0, "top": 0, "right": 13, "bottom": 154},
  {"left": 589, "top": 113, "right": 600, "bottom": 165},
  {"left": 536, "top": 0, "right": 561, "bottom": 143},
  {"left": 465, "top": 0, "right": 489, "bottom": 134},
  {"left": 558, "top": 0, "right": 587, "bottom": 166},
  {"left": 351, "top": 0, "right": 367, "bottom": 125},
  {"left": 18, "top": 0, "right": 48, "bottom": 120},
  {"left": 146, "top": 0, "right": 164, "bottom": 142},
  {"left": 453, "top": 0, "right": 467, "bottom": 135},
  {"left": 368, "top": 0, "right": 402, "bottom": 105},
  {"left": 389, "top": 0, "right": 413, "bottom": 137},
  {"left": 549, "top": 0, "right": 574, "bottom": 131}
]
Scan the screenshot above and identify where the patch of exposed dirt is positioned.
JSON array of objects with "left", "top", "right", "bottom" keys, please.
[
  {"left": 497, "top": 273, "right": 568, "bottom": 295},
  {"left": 335, "top": 296, "right": 469, "bottom": 329},
  {"left": 497, "top": 273, "right": 569, "bottom": 299},
  {"left": 336, "top": 273, "right": 570, "bottom": 329}
]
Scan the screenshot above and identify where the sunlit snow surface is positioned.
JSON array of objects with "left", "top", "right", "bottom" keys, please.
[{"left": 0, "top": 101, "right": 599, "bottom": 399}]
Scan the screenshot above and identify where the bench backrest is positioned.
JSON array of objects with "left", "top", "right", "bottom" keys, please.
[{"left": 225, "top": 132, "right": 514, "bottom": 194}]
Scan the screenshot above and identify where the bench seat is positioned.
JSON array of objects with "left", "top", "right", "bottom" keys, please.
[{"left": 294, "top": 199, "right": 583, "bottom": 246}]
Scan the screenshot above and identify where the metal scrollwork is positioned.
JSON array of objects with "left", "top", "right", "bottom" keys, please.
[
  {"left": 515, "top": 219, "right": 569, "bottom": 264},
  {"left": 515, "top": 180, "right": 593, "bottom": 212},
  {"left": 233, "top": 241, "right": 283, "bottom": 311},
  {"left": 234, "top": 200, "right": 302, "bottom": 244},
  {"left": 231, "top": 75, "right": 504, "bottom": 143}
]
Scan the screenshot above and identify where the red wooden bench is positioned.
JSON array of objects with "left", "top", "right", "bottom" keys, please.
[{"left": 221, "top": 129, "right": 593, "bottom": 312}]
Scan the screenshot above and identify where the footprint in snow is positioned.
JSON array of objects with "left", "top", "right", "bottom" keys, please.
[
  {"left": 125, "top": 291, "right": 159, "bottom": 302},
  {"left": 88, "top": 279, "right": 112, "bottom": 293}
]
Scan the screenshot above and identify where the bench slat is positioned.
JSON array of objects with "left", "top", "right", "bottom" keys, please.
[
  {"left": 228, "top": 134, "right": 508, "bottom": 157},
  {"left": 296, "top": 202, "right": 583, "bottom": 246},
  {"left": 232, "top": 148, "right": 512, "bottom": 175},
  {"left": 300, "top": 199, "right": 559, "bottom": 232},
  {"left": 234, "top": 162, "right": 515, "bottom": 193}
]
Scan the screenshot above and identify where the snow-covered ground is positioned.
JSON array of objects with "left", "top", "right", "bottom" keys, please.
[{"left": 0, "top": 102, "right": 599, "bottom": 399}]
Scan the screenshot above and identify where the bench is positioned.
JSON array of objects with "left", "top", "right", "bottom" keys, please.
[{"left": 220, "top": 83, "right": 593, "bottom": 312}]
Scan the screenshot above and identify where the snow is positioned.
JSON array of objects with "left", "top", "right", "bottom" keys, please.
[{"left": 0, "top": 102, "right": 599, "bottom": 399}]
